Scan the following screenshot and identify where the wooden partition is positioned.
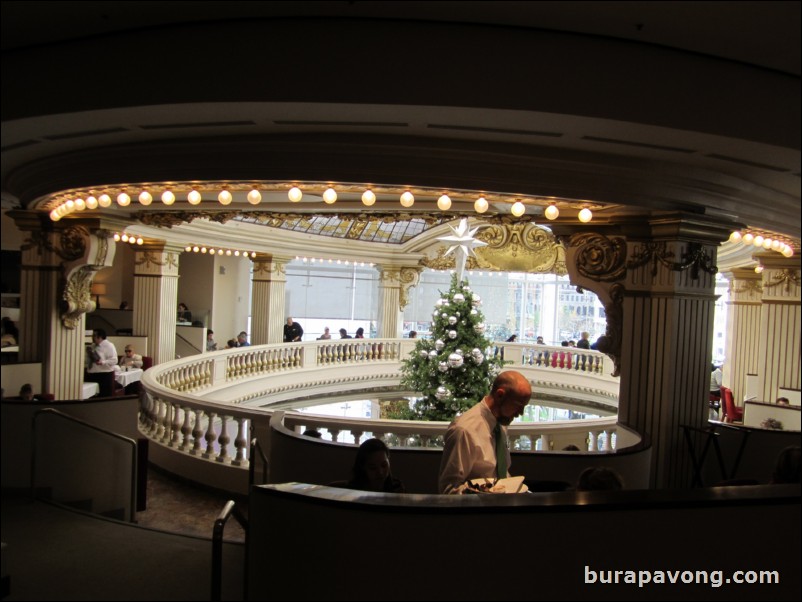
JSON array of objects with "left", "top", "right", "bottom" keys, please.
[
  {"left": 269, "top": 414, "right": 652, "bottom": 493},
  {"left": 248, "top": 483, "right": 801, "bottom": 601}
]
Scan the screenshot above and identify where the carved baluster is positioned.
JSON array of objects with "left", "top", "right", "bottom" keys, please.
[
  {"left": 180, "top": 406, "right": 193, "bottom": 451},
  {"left": 216, "top": 415, "right": 231, "bottom": 463},
  {"left": 420, "top": 434, "right": 431, "bottom": 447},
  {"left": 588, "top": 430, "right": 599, "bottom": 451},
  {"left": 232, "top": 417, "right": 249, "bottom": 466},
  {"left": 190, "top": 409, "right": 205, "bottom": 456},
  {"left": 329, "top": 429, "right": 341, "bottom": 442},
  {"left": 540, "top": 433, "right": 552, "bottom": 451},
  {"left": 202, "top": 413, "right": 217, "bottom": 459},
  {"left": 159, "top": 402, "right": 173, "bottom": 444},
  {"left": 351, "top": 430, "right": 364, "bottom": 445},
  {"left": 168, "top": 403, "right": 182, "bottom": 447}
]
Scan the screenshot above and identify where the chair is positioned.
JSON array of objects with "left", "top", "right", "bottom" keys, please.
[
  {"left": 720, "top": 386, "right": 743, "bottom": 423},
  {"left": 142, "top": 356, "right": 153, "bottom": 370}
]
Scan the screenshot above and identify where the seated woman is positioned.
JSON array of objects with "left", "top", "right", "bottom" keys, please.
[
  {"left": 177, "top": 302, "right": 192, "bottom": 323},
  {"left": 346, "top": 438, "right": 405, "bottom": 493}
]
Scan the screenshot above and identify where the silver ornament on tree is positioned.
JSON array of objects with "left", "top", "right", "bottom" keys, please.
[
  {"left": 447, "top": 330, "right": 458, "bottom": 339},
  {"left": 470, "top": 309, "right": 478, "bottom": 316},
  {"left": 419, "top": 350, "right": 429, "bottom": 358},
  {"left": 474, "top": 322, "right": 486, "bottom": 333},
  {"left": 435, "top": 339, "right": 445, "bottom": 351},
  {"left": 471, "top": 348, "right": 482, "bottom": 357},
  {"left": 448, "top": 316, "right": 457, "bottom": 325},
  {"left": 472, "top": 295, "right": 482, "bottom": 306},
  {"left": 428, "top": 350, "right": 438, "bottom": 359},
  {"left": 448, "top": 353, "right": 464, "bottom": 368},
  {"left": 473, "top": 354, "right": 484, "bottom": 365},
  {"left": 435, "top": 386, "right": 452, "bottom": 400},
  {"left": 438, "top": 362, "right": 449, "bottom": 373},
  {"left": 453, "top": 293, "right": 465, "bottom": 302}
]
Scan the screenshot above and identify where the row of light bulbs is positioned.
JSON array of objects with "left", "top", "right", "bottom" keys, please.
[
  {"left": 48, "top": 186, "right": 579, "bottom": 220},
  {"left": 112, "top": 232, "right": 144, "bottom": 245},
  {"left": 295, "top": 257, "right": 375, "bottom": 267},
  {"left": 184, "top": 245, "right": 257, "bottom": 258},
  {"left": 728, "top": 231, "right": 795, "bottom": 258}
]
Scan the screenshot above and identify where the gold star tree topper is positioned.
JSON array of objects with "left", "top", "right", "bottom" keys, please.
[{"left": 437, "top": 218, "right": 488, "bottom": 282}]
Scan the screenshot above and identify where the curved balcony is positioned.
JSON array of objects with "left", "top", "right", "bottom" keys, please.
[{"left": 139, "top": 340, "right": 627, "bottom": 493}]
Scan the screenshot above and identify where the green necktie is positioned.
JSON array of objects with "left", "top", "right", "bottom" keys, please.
[{"left": 494, "top": 423, "right": 507, "bottom": 478}]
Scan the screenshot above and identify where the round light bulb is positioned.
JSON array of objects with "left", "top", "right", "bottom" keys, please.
[
  {"left": 113, "top": 233, "right": 121, "bottom": 241},
  {"left": 201, "top": 247, "right": 207, "bottom": 254},
  {"left": 117, "top": 192, "right": 131, "bottom": 207},
  {"left": 474, "top": 197, "right": 488, "bottom": 213},
  {"left": 437, "top": 194, "right": 452, "bottom": 210},
  {"left": 251, "top": 252, "right": 256, "bottom": 258},
  {"left": 753, "top": 235, "right": 764, "bottom": 247},
  {"left": 742, "top": 233, "right": 754, "bottom": 245},
  {"left": 362, "top": 189, "right": 376, "bottom": 206},
  {"left": 729, "top": 231, "right": 742, "bottom": 243},
  {"left": 323, "top": 188, "right": 337, "bottom": 204},
  {"left": 544, "top": 204, "right": 559, "bottom": 220},
  {"left": 138, "top": 191, "right": 153, "bottom": 206},
  {"left": 226, "top": 249, "right": 232, "bottom": 256},
  {"left": 578, "top": 208, "right": 593, "bottom": 223},
  {"left": 74, "top": 198, "right": 86, "bottom": 211},
  {"left": 162, "top": 190, "right": 175, "bottom": 205},
  {"left": 400, "top": 191, "right": 415, "bottom": 207},
  {"left": 121, "top": 234, "right": 129, "bottom": 242},
  {"left": 247, "top": 189, "right": 261, "bottom": 205},
  {"left": 82, "top": 196, "right": 97, "bottom": 210},
  {"left": 129, "top": 236, "right": 137, "bottom": 245},
  {"left": 217, "top": 249, "right": 224, "bottom": 255},
  {"left": 65, "top": 200, "right": 75, "bottom": 211},
  {"left": 511, "top": 201, "right": 526, "bottom": 217},
  {"left": 782, "top": 247, "right": 794, "bottom": 257},
  {"left": 192, "top": 246, "right": 199, "bottom": 253},
  {"left": 771, "top": 240, "right": 782, "bottom": 251},
  {"left": 218, "top": 190, "right": 233, "bottom": 205},
  {"left": 56, "top": 204, "right": 68, "bottom": 216},
  {"left": 187, "top": 190, "right": 202, "bottom": 205},
  {"left": 98, "top": 194, "right": 112, "bottom": 208},
  {"left": 49, "top": 210, "right": 59, "bottom": 221},
  {"left": 762, "top": 238, "right": 773, "bottom": 249},
  {"left": 288, "top": 187, "right": 303, "bottom": 202},
  {"left": 185, "top": 245, "right": 192, "bottom": 252}
]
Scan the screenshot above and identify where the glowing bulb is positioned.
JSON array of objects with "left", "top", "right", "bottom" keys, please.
[
  {"left": 49, "top": 210, "right": 59, "bottom": 221},
  {"left": 226, "top": 250, "right": 232, "bottom": 256},
  {"left": 578, "top": 208, "right": 593, "bottom": 223},
  {"left": 74, "top": 198, "right": 86, "bottom": 211},
  {"left": 234, "top": 250, "right": 240, "bottom": 256},
  {"left": 192, "top": 246, "right": 199, "bottom": 253},
  {"left": 742, "top": 233, "right": 754, "bottom": 245},
  {"left": 361, "top": 189, "right": 376, "bottom": 206},
  {"left": 162, "top": 190, "right": 175, "bottom": 205},
  {"left": 753, "top": 235, "right": 764, "bottom": 247},
  {"left": 114, "top": 233, "right": 121, "bottom": 241},
  {"left": 474, "top": 197, "right": 488, "bottom": 213},
  {"left": 288, "top": 187, "right": 303, "bottom": 202},
  {"left": 217, "top": 249, "right": 224, "bottom": 255},
  {"left": 729, "top": 231, "right": 742, "bottom": 243},
  {"left": 218, "top": 190, "right": 233, "bottom": 205},
  {"left": 247, "top": 189, "right": 261, "bottom": 204},
  {"left": 138, "top": 191, "right": 152, "bottom": 206},
  {"left": 117, "top": 192, "right": 131, "bottom": 206},
  {"left": 98, "top": 194, "right": 112, "bottom": 208},
  {"left": 400, "top": 191, "right": 415, "bottom": 207},
  {"left": 771, "top": 240, "right": 782, "bottom": 251},
  {"left": 755, "top": 265, "right": 764, "bottom": 273},
  {"left": 185, "top": 245, "right": 192, "bottom": 252},
  {"left": 187, "top": 190, "right": 202, "bottom": 205},
  {"left": 511, "top": 201, "right": 526, "bottom": 217},
  {"left": 65, "top": 200, "right": 75, "bottom": 211},
  {"left": 323, "top": 188, "right": 337, "bottom": 204},
  {"left": 121, "top": 234, "right": 129, "bottom": 242},
  {"left": 437, "top": 194, "right": 452, "bottom": 210},
  {"left": 782, "top": 247, "right": 794, "bottom": 257},
  {"left": 545, "top": 204, "right": 559, "bottom": 220},
  {"left": 129, "top": 236, "right": 137, "bottom": 245},
  {"left": 201, "top": 247, "right": 207, "bottom": 254},
  {"left": 208, "top": 249, "right": 215, "bottom": 255},
  {"left": 251, "top": 252, "right": 256, "bottom": 258},
  {"left": 762, "top": 238, "right": 773, "bottom": 249}
]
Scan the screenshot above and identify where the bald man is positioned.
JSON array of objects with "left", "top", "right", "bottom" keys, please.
[{"left": 438, "top": 371, "right": 532, "bottom": 494}]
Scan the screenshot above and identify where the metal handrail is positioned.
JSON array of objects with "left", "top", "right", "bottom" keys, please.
[
  {"left": 31, "top": 408, "right": 138, "bottom": 522},
  {"left": 211, "top": 500, "right": 249, "bottom": 602}
]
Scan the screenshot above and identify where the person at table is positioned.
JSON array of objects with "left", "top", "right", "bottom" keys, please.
[
  {"left": 339, "top": 328, "right": 352, "bottom": 339},
  {"left": 87, "top": 329, "right": 118, "bottom": 373},
  {"left": 576, "top": 332, "right": 591, "bottom": 349},
  {"left": 710, "top": 363, "right": 723, "bottom": 400},
  {"left": 236, "top": 331, "right": 250, "bottom": 347},
  {"left": 438, "top": 370, "right": 531, "bottom": 494},
  {"left": 346, "top": 438, "right": 405, "bottom": 493},
  {"left": 355, "top": 327, "right": 365, "bottom": 339},
  {"left": 177, "top": 302, "right": 192, "bottom": 323},
  {"left": 776, "top": 397, "right": 790, "bottom": 405},
  {"left": 119, "top": 345, "right": 143, "bottom": 369},
  {"left": 19, "top": 383, "right": 38, "bottom": 402},
  {"left": 206, "top": 329, "right": 218, "bottom": 351},
  {"left": 317, "top": 327, "right": 332, "bottom": 340},
  {"left": 1, "top": 317, "right": 18, "bottom": 347},
  {"left": 283, "top": 317, "right": 303, "bottom": 342}
]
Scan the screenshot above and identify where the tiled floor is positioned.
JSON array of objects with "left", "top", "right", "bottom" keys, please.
[{"left": 135, "top": 466, "right": 248, "bottom": 542}]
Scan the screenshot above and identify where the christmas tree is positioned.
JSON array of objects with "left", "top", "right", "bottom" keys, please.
[{"left": 399, "top": 273, "right": 507, "bottom": 421}]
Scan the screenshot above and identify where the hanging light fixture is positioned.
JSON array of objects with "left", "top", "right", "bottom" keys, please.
[
  {"left": 138, "top": 191, "right": 153, "bottom": 206},
  {"left": 117, "top": 192, "right": 131, "bottom": 207},
  {"left": 400, "top": 191, "right": 415, "bottom": 207},
  {"left": 474, "top": 197, "right": 488, "bottom": 213},
  {"left": 323, "top": 187, "right": 337, "bottom": 204},
  {"left": 288, "top": 186, "right": 303, "bottom": 202},
  {"left": 161, "top": 190, "right": 175, "bottom": 205},
  {"left": 578, "top": 207, "right": 593, "bottom": 223},
  {"left": 544, "top": 203, "right": 559, "bottom": 220},
  {"left": 437, "top": 194, "right": 452, "bottom": 210},
  {"left": 247, "top": 188, "right": 262, "bottom": 205},
  {"left": 187, "top": 189, "right": 202, "bottom": 205},
  {"left": 511, "top": 201, "right": 526, "bottom": 217},
  {"left": 218, "top": 189, "right": 233, "bottom": 205},
  {"left": 361, "top": 189, "right": 376, "bottom": 206}
]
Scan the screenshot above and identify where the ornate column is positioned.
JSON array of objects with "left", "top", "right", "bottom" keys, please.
[
  {"left": 565, "top": 214, "right": 730, "bottom": 488},
  {"left": 755, "top": 252, "right": 801, "bottom": 401},
  {"left": 251, "top": 254, "right": 290, "bottom": 345},
  {"left": 721, "top": 268, "right": 763, "bottom": 404},
  {"left": 376, "top": 265, "right": 421, "bottom": 338},
  {"left": 10, "top": 212, "right": 115, "bottom": 399},
  {"left": 133, "top": 241, "right": 181, "bottom": 365}
]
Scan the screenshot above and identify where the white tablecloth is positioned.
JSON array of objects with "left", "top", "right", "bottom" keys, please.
[
  {"left": 82, "top": 382, "right": 99, "bottom": 399},
  {"left": 115, "top": 368, "right": 143, "bottom": 387}
]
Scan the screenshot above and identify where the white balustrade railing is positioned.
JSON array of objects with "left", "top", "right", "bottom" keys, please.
[{"left": 139, "top": 339, "right": 622, "bottom": 481}]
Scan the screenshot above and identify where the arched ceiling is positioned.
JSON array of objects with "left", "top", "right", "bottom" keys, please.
[{"left": 2, "top": 2, "right": 799, "bottom": 261}]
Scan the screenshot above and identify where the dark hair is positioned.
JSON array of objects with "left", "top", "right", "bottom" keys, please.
[
  {"left": 576, "top": 467, "right": 624, "bottom": 491},
  {"left": 303, "top": 428, "right": 322, "bottom": 438},
  {"left": 355, "top": 327, "right": 364, "bottom": 337},
  {"left": 506, "top": 334, "right": 517, "bottom": 342},
  {"left": 562, "top": 444, "right": 581, "bottom": 451},
  {"left": 20, "top": 383, "right": 33, "bottom": 395},
  {"left": 351, "top": 438, "right": 390, "bottom": 483},
  {"left": 772, "top": 446, "right": 801, "bottom": 484},
  {"left": 93, "top": 328, "right": 107, "bottom": 340},
  {"left": 408, "top": 330, "right": 417, "bottom": 338}
]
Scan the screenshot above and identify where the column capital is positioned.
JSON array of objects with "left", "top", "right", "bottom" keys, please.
[
  {"left": 376, "top": 264, "right": 422, "bottom": 309},
  {"left": 134, "top": 246, "right": 180, "bottom": 277},
  {"left": 723, "top": 267, "right": 763, "bottom": 304},
  {"left": 252, "top": 253, "right": 292, "bottom": 281}
]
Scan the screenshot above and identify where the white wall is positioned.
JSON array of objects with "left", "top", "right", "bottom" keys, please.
[
  {"left": 211, "top": 253, "right": 251, "bottom": 345},
  {"left": 93, "top": 242, "right": 136, "bottom": 310}
]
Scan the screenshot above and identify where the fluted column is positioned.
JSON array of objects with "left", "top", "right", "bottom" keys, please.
[
  {"left": 376, "top": 265, "right": 421, "bottom": 338},
  {"left": 10, "top": 212, "right": 116, "bottom": 399},
  {"left": 251, "top": 254, "right": 290, "bottom": 345},
  {"left": 721, "top": 268, "right": 763, "bottom": 404},
  {"left": 565, "top": 214, "right": 731, "bottom": 488},
  {"left": 133, "top": 241, "right": 181, "bottom": 365},
  {"left": 755, "top": 252, "right": 801, "bottom": 402}
]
